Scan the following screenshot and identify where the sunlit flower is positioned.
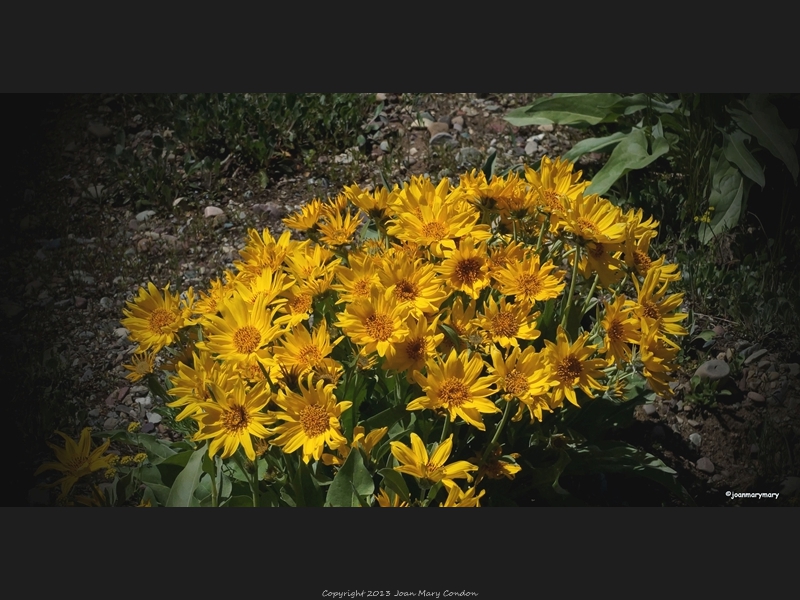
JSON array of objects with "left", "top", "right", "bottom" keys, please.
[
  {"left": 335, "top": 289, "right": 409, "bottom": 357},
  {"left": 409, "top": 348, "right": 500, "bottom": 431},
  {"left": 627, "top": 267, "right": 688, "bottom": 340},
  {"left": 193, "top": 379, "right": 275, "bottom": 461},
  {"left": 382, "top": 315, "right": 444, "bottom": 381},
  {"left": 493, "top": 253, "right": 566, "bottom": 305},
  {"left": 121, "top": 282, "right": 185, "bottom": 353},
  {"left": 272, "top": 320, "right": 342, "bottom": 375},
  {"left": 198, "top": 293, "right": 283, "bottom": 364},
  {"left": 600, "top": 295, "right": 641, "bottom": 366},
  {"left": 475, "top": 296, "right": 540, "bottom": 349},
  {"left": 440, "top": 482, "right": 486, "bottom": 507},
  {"left": 390, "top": 433, "right": 478, "bottom": 486},
  {"left": 488, "top": 344, "right": 553, "bottom": 403},
  {"left": 543, "top": 326, "right": 607, "bottom": 407},
  {"left": 437, "top": 236, "right": 491, "bottom": 299},
  {"left": 269, "top": 376, "right": 353, "bottom": 464}
]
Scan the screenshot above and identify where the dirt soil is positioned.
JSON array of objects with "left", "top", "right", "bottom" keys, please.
[{"left": 5, "top": 93, "right": 799, "bottom": 506}]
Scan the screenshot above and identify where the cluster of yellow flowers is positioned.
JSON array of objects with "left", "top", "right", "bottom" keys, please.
[
  {"left": 111, "top": 157, "right": 687, "bottom": 506},
  {"left": 693, "top": 206, "right": 715, "bottom": 224}
]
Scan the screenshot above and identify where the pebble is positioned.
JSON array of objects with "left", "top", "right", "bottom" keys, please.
[
  {"left": 747, "top": 391, "right": 766, "bottom": 403},
  {"left": 75, "top": 296, "right": 87, "bottom": 309},
  {"left": 146, "top": 411, "right": 162, "bottom": 424},
  {"left": 694, "top": 359, "right": 730, "bottom": 382},
  {"left": 687, "top": 419, "right": 700, "bottom": 427},
  {"left": 141, "top": 423, "right": 155, "bottom": 434},
  {"left": 689, "top": 433, "right": 702, "bottom": 446},
  {"left": 745, "top": 348, "right": 768, "bottom": 365},
  {"left": 136, "top": 210, "right": 156, "bottom": 222},
  {"left": 99, "top": 297, "right": 113, "bottom": 309},
  {"left": 451, "top": 116, "right": 464, "bottom": 131},
  {"left": 785, "top": 363, "right": 800, "bottom": 377},
  {"left": 696, "top": 457, "right": 715, "bottom": 474},
  {"left": 426, "top": 122, "right": 449, "bottom": 137},
  {"left": 429, "top": 132, "right": 457, "bottom": 147},
  {"left": 524, "top": 140, "right": 539, "bottom": 155},
  {"left": 204, "top": 206, "right": 224, "bottom": 218},
  {"left": 103, "top": 417, "right": 119, "bottom": 430},
  {"left": 88, "top": 123, "right": 113, "bottom": 138},
  {"left": 642, "top": 404, "right": 657, "bottom": 416},
  {"left": 87, "top": 408, "right": 101, "bottom": 418}
]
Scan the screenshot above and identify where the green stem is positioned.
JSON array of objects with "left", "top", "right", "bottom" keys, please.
[
  {"left": 561, "top": 245, "right": 582, "bottom": 329},
  {"left": 475, "top": 399, "right": 514, "bottom": 477},
  {"left": 582, "top": 273, "right": 600, "bottom": 316},
  {"left": 209, "top": 456, "right": 219, "bottom": 508},
  {"left": 535, "top": 213, "right": 549, "bottom": 254},
  {"left": 439, "top": 413, "right": 451, "bottom": 444}
]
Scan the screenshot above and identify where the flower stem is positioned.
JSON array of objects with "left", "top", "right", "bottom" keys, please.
[
  {"left": 475, "top": 399, "right": 514, "bottom": 480},
  {"left": 582, "top": 273, "right": 600, "bottom": 316},
  {"left": 535, "top": 214, "right": 549, "bottom": 254},
  {"left": 561, "top": 244, "right": 581, "bottom": 329}
]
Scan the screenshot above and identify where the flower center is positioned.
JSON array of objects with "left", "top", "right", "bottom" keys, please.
[
  {"left": 576, "top": 218, "right": 600, "bottom": 238},
  {"left": 421, "top": 220, "right": 448, "bottom": 241},
  {"left": 607, "top": 320, "right": 625, "bottom": 342},
  {"left": 148, "top": 307, "right": 176, "bottom": 334},
  {"left": 300, "top": 404, "right": 330, "bottom": 437},
  {"left": 634, "top": 250, "right": 652, "bottom": 273},
  {"left": 233, "top": 325, "right": 262, "bottom": 354},
  {"left": 641, "top": 300, "right": 661, "bottom": 321},
  {"left": 541, "top": 190, "right": 562, "bottom": 212},
  {"left": 365, "top": 312, "right": 394, "bottom": 341},
  {"left": 290, "top": 293, "right": 313, "bottom": 315},
  {"left": 394, "top": 280, "right": 419, "bottom": 302},
  {"left": 455, "top": 257, "right": 483, "bottom": 285},
  {"left": 299, "top": 345, "right": 323, "bottom": 367},
  {"left": 504, "top": 369, "right": 529, "bottom": 396},
  {"left": 438, "top": 378, "right": 470, "bottom": 407},
  {"left": 223, "top": 404, "right": 250, "bottom": 433},
  {"left": 556, "top": 355, "right": 582, "bottom": 383},
  {"left": 491, "top": 312, "right": 519, "bottom": 338},
  {"left": 405, "top": 337, "right": 426, "bottom": 362},
  {"left": 353, "top": 279, "right": 371, "bottom": 298},
  {"left": 516, "top": 273, "right": 543, "bottom": 297}
]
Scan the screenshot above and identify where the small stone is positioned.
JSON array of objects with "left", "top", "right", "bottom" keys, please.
[
  {"left": 146, "top": 411, "right": 162, "bottom": 424},
  {"left": 745, "top": 348, "right": 768, "bottom": 365},
  {"left": 757, "top": 359, "right": 771, "bottom": 369},
  {"left": 785, "top": 363, "right": 800, "bottom": 377},
  {"left": 409, "top": 147, "right": 418, "bottom": 156},
  {"left": 642, "top": 404, "right": 657, "bottom": 416},
  {"left": 141, "top": 422, "right": 155, "bottom": 434},
  {"left": 88, "top": 123, "right": 113, "bottom": 138},
  {"left": 87, "top": 408, "right": 101, "bottom": 418},
  {"left": 694, "top": 359, "right": 730, "bottom": 382},
  {"left": 747, "top": 391, "right": 766, "bottom": 403},
  {"left": 114, "top": 327, "right": 129, "bottom": 338},
  {"left": 524, "top": 140, "right": 539, "bottom": 155},
  {"left": 379, "top": 140, "right": 390, "bottom": 152},
  {"left": 429, "top": 132, "right": 457, "bottom": 147},
  {"left": 689, "top": 433, "right": 702, "bottom": 446},
  {"left": 713, "top": 324, "right": 725, "bottom": 337},
  {"left": 99, "top": 297, "right": 113, "bottom": 309},
  {"left": 537, "top": 123, "right": 554, "bottom": 132},
  {"left": 75, "top": 296, "right": 87, "bottom": 309},
  {"left": 136, "top": 210, "right": 156, "bottom": 222},
  {"left": 696, "top": 457, "right": 715, "bottom": 474},
  {"left": 426, "top": 122, "right": 449, "bottom": 137},
  {"left": 103, "top": 417, "right": 119, "bottom": 430},
  {"left": 204, "top": 206, "right": 224, "bottom": 218},
  {"left": 451, "top": 116, "right": 464, "bottom": 131},
  {"left": 687, "top": 419, "right": 700, "bottom": 427}
]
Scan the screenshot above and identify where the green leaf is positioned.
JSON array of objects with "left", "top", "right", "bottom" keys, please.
[
  {"left": 729, "top": 94, "right": 798, "bottom": 184},
  {"left": 481, "top": 149, "right": 497, "bottom": 180},
  {"left": 292, "top": 459, "right": 323, "bottom": 507},
  {"left": 326, "top": 449, "right": 375, "bottom": 507},
  {"left": 221, "top": 495, "right": 254, "bottom": 507},
  {"left": 134, "top": 433, "right": 177, "bottom": 465},
  {"left": 165, "top": 444, "right": 206, "bottom": 507},
  {"left": 722, "top": 129, "right": 765, "bottom": 188},
  {"left": 378, "top": 468, "right": 411, "bottom": 504},
  {"left": 567, "top": 441, "right": 696, "bottom": 506},
  {"left": 143, "top": 483, "right": 171, "bottom": 506},
  {"left": 585, "top": 126, "right": 670, "bottom": 196},
  {"left": 504, "top": 94, "right": 623, "bottom": 127},
  {"left": 699, "top": 154, "right": 744, "bottom": 244},
  {"left": 362, "top": 405, "right": 409, "bottom": 431},
  {"left": 562, "top": 131, "right": 628, "bottom": 163}
]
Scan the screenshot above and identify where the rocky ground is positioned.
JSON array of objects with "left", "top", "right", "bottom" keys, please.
[{"left": 6, "top": 93, "right": 799, "bottom": 506}]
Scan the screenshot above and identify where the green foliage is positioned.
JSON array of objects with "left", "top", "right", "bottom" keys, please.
[{"left": 107, "top": 93, "right": 375, "bottom": 209}]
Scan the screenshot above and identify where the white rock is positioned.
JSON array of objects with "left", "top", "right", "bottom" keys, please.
[
  {"left": 146, "top": 411, "right": 162, "bottom": 424},
  {"left": 204, "top": 206, "right": 224, "bottom": 218},
  {"left": 136, "top": 210, "right": 156, "bottom": 222}
]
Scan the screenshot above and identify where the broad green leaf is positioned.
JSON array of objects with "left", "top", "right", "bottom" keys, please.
[
  {"left": 722, "top": 129, "right": 764, "bottom": 188},
  {"left": 134, "top": 433, "right": 177, "bottom": 465},
  {"left": 326, "top": 449, "right": 375, "bottom": 507},
  {"left": 378, "top": 468, "right": 411, "bottom": 504},
  {"left": 143, "top": 483, "right": 171, "bottom": 506},
  {"left": 729, "top": 94, "right": 798, "bottom": 183},
  {"left": 362, "top": 405, "right": 409, "bottom": 431},
  {"left": 699, "top": 154, "right": 744, "bottom": 244},
  {"left": 165, "top": 444, "right": 206, "bottom": 507},
  {"left": 585, "top": 126, "right": 670, "bottom": 196},
  {"left": 482, "top": 148, "right": 497, "bottom": 180},
  {"left": 292, "top": 459, "right": 323, "bottom": 507},
  {"left": 562, "top": 131, "right": 628, "bottom": 163},
  {"left": 504, "top": 94, "right": 623, "bottom": 127},
  {"left": 221, "top": 495, "right": 253, "bottom": 507},
  {"left": 567, "top": 441, "right": 696, "bottom": 506}
]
